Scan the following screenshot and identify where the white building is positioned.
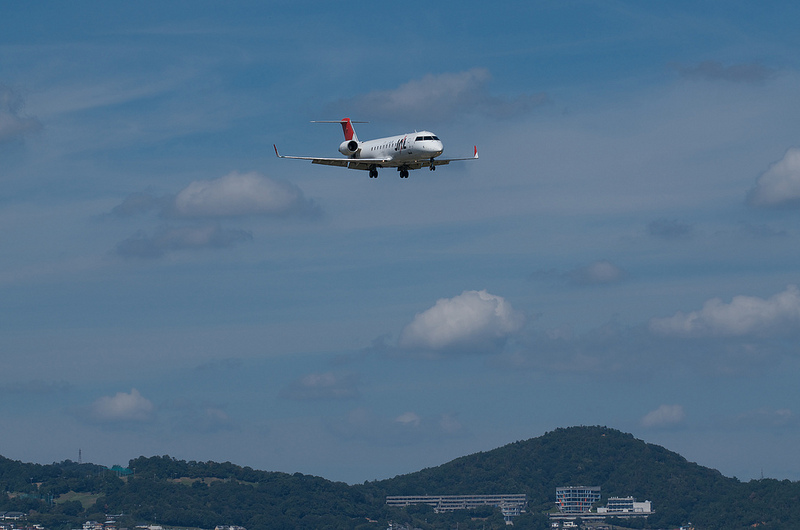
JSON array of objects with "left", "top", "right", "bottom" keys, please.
[
  {"left": 386, "top": 494, "right": 526, "bottom": 514},
  {"left": 597, "top": 496, "right": 653, "bottom": 514},
  {"left": 387, "top": 494, "right": 527, "bottom": 523}
]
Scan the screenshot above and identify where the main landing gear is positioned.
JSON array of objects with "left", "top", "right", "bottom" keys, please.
[
  {"left": 369, "top": 165, "right": 378, "bottom": 178},
  {"left": 398, "top": 166, "right": 409, "bottom": 179}
]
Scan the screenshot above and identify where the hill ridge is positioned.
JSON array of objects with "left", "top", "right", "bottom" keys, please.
[{"left": 1, "top": 426, "right": 798, "bottom": 529}]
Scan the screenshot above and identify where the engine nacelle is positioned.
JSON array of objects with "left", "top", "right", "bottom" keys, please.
[{"left": 339, "top": 140, "right": 360, "bottom": 156}]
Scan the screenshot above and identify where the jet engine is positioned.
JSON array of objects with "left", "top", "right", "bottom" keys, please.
[{"left": 338, "top": 140, "right": 360, "bottom": 156}]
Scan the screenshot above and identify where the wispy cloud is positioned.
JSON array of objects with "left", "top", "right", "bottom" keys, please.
[
  {"left": 337, "top": 69, "right": 547, "bottom": 122},
  {"left": 194, "top": 358, "right": 244, "bottom": 372},
  {"left": 649, "top": 285, "right": 800, "bottom": 338},
  {"left": 398, "top": 290, "right": 525, "bottom": 354},
  {"left": 647, "top": 218, "right": 693, "bottom": 239},
  {"left": 0, "top": 380, "right": 71, "bottom": 395},
  {"left": 0, "top": 85, "right": 42, "bottom": 144},
  {"left": 280, "top": 371, "right": 360, "bottom": 401},
  {"left": 641, "top": 404, "right": 685, "bottom": 428},
  {"left": 327, "top": 407, "right": 467, "bottom": 447},
  {"left": 733, "top": 408, "right": 796, "bottom": 429},
  {"left": 531, "top": 260, "right": 628, "bottom": 286},
  {"left": 748, "top": 147, "right": 800, "bottom": 208},
  {"left": 110, "top": 191, "right": 169, "bottom": 217},
  {"left": 493, "top": 313, "right": 789, "bottom": 377},
  {"left": 110, "top": 172, "right": 319, "bottom": 219},
  {"left": 395, "top": 411, "right": 421, "bottom": 427},
  {"left": 108, "top": 172, "right": 319, "bottom": 258},
  {"left": 114, "top": 224, "right": 252, "bottom": 258},
  {"left": 565, "top": 260, "right": 628, "bottom": 286},
  {"left": 162, "top": 398, "right": 237, "bottom": 433},
  {"left": 493, "top": 319, "right": 647, "bottom": 374},
  {"left": 674, "top": 60, "right": 776, "bottom": 83},
  {"left": 170, "top": 171, "right": 319, "bottom": 218}
]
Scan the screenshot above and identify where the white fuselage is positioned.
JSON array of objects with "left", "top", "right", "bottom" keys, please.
[{"left": 340, "top": 131, "right": 444, "bottom": 162}]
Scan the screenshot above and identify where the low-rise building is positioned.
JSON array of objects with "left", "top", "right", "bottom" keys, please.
[
  {"left": 597, "top": 496, "right": 653, "bottom": 515},
  {"left": 387, "top": 494, "right": 527, "bottom": 523}
]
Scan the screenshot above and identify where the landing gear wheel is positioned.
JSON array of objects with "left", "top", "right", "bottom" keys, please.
[
  {"left": 399, "top": 169, "right": 409, "bottom": 178},
  {"left": 369, "top": 167, "right": 378, "bottom": 178}
]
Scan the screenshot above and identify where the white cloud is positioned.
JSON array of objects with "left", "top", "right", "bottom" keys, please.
[
  {"left": 566, "top": 260, "right": 627, "bottom": 285},
  {"left": 641, "top": 404, "right": 685, "bottom": 428},
  {"left": 649, "top": 285, "right": 800, "bottom": 338},
  {"left": 173, "top": 171, "right": 317, "bottom": 218},
  {"left": 109, "top": 173, "right": 318, "bottom": 219},
  {"left": 0, "top": 85, "right": 42, "bottom": 144},
  {"left": 398, "top": 290, "right": 524, "bottom": 353},
  {"left": 340, "top": 69, "right": 547, "bottom": 121},
  {"left": 748, "top": 147, "right": 800, "bottom": 208},
  {"left": 280, "top": 371, "right": 360, "bottom": 401},
  {"left": 395, "top": 411, "right": 421, "bottom": 427},
  {"left": 90, "top": 388, "right": 154, "bottom": 422},
  {"left": 108, "top": 172, "right": 317, "bottom": 258}
]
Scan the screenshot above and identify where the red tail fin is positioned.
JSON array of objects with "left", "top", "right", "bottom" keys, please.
[
  {"left": 311, "top": 118, "right": 365, "bottom": 141},
  {"left": 340, "top": 118, "right": 358, "bottom": 142}
]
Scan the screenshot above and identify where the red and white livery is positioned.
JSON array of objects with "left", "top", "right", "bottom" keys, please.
[{"left": 274, "top": 118, "right": 478, "bottom": 178}]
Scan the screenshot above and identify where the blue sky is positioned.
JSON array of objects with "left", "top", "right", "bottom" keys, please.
[{"left": 3, "top": 1, "right": 800, "bottom": 485}]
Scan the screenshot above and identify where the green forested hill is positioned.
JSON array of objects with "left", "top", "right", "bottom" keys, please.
[
  {"left": 365, "top": 425, "right": 800, "bottom": 528},
  {"left": 2, "top": 426, "right": 799, "bottom": 530}
]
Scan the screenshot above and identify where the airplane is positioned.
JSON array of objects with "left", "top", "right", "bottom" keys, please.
[{"left": 273, "top": 118, "right": 478, "bottom": 178}]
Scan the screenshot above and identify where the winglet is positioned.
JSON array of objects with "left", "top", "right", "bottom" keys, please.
[
  {"left": 273, "top": 144, "right": 281, "bottom": 158},
  {"left": 474, "top": 146, "right": 479, "bottom": 159}
]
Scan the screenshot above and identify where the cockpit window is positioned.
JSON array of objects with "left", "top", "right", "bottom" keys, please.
[{"left": 415, "top": 136, "right": 423, "bottom": 141}]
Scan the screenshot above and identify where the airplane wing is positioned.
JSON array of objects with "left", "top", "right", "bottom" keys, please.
[
  {"left": 273, "top": 145, "right": 478, "bottom": 171},
  {"left": 427, "top": 146, "right": 480, "bottom": 166},
  {"left": 274, "top": 145, "right": 390, "bottom": 169}
]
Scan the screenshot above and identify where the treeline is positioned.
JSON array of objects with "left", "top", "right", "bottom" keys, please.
[
  {"left": 0, "top": 456, "right": 107, "bottom": 495},
  {"left": 0, "top": 456, "right": 118, "bottom": 529},
  {"left": 101, "top": 462, "right": 373, "bottom": 530},
  {"left": 2, "top": 427, "right": 800, "bottom": 529}
]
